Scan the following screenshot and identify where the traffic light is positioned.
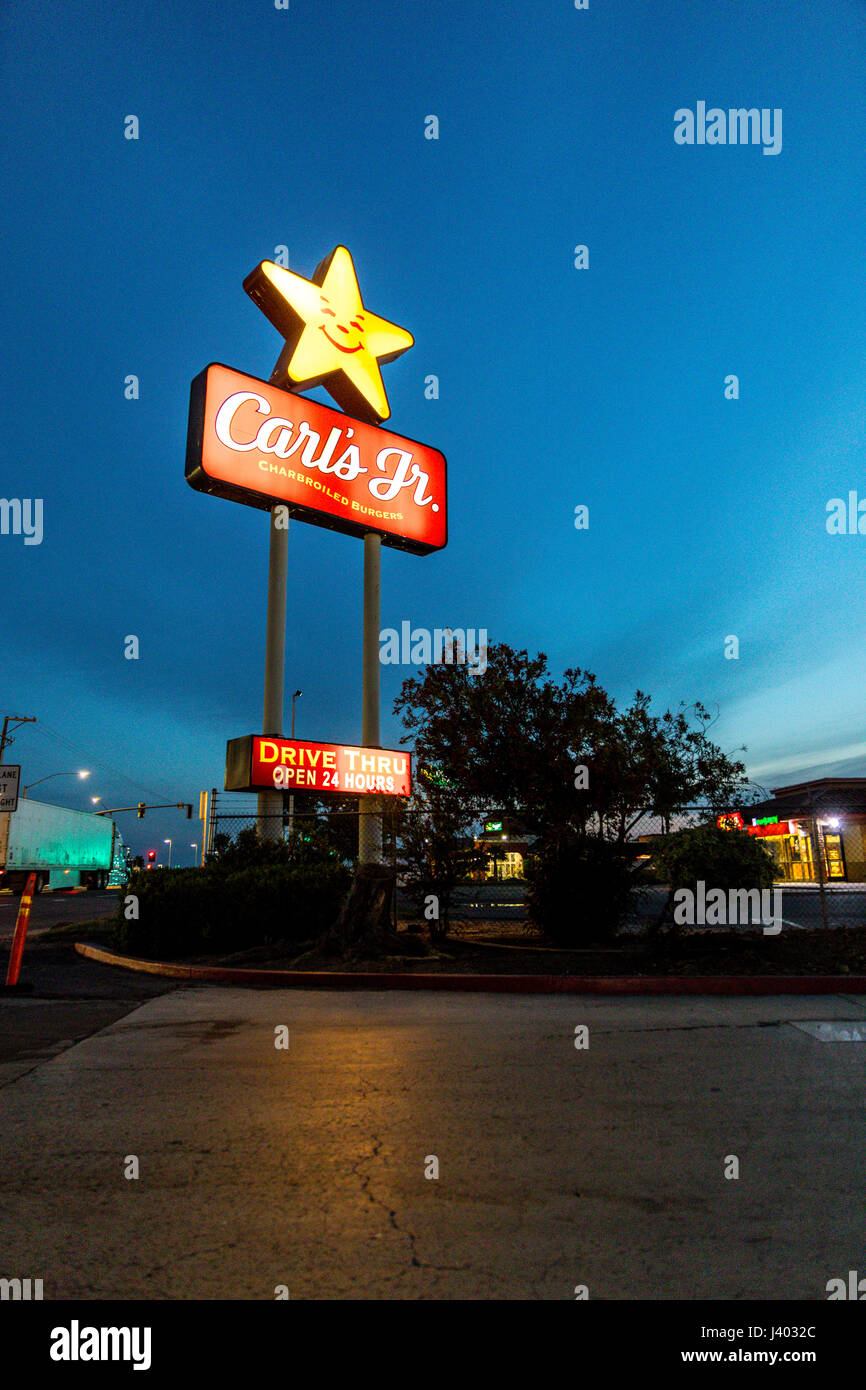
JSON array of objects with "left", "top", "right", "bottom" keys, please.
[
  {"left": 185, "top": 803, "right": 193, "bottom": 819},
  {"left": 146, "top": 850, "right": 156, "bottom": 868},
  {"left": 137, "top": 802, "right": 146, "bottom": 818}
]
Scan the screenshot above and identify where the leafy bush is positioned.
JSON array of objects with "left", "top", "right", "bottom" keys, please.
[
  {"left": 209, "top": 824, "right": 346, "bottom": 870},
  {"left": 118, "top": 861, "right": 350, "bottom": 959},
  {"left": 655, "top": 825, "right": 776, "bottom": 894},
  {"left": 525, "top": 838, "right": 640, "bottom": 945}
]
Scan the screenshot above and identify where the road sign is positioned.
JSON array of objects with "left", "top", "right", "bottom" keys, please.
[{"left": 0, "top": 765, "right": 21, "bottom": 813}]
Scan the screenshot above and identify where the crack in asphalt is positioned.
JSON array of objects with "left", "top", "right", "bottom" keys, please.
[
  {"left": 350, "top": 1135, "right": 421, "bottom": 1269},
  {"left": 350, "top": 1134, "right": 428, "bottom": 1267},
  {"left": 348, "top": 1135, "right": 485, "bottom": 1279},
  {"left": 144, "top": 1242, "right": 239, "bottom": 1281},
  {"left": 567, "top": 1017, "right": 863, "bottom": 1037}
]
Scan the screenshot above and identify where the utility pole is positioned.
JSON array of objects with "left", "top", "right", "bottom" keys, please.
[{"left": 0, "top": 715, "right": 36, "bottom": 764}]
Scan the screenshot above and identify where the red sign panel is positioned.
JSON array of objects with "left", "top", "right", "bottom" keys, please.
[
  {"left": 748, "top": 821, "right": 791, "bottom": 838},
  {"left": 225, "top": 735, "right": 411, "bottom": 798},
  {"left": 718, "top": 812, "right": 792, "bottom": 837},
  {"left": 186, "top": 363, "right": 447, "bottom": 555}
]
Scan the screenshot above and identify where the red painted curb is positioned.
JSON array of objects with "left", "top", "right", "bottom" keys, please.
[{"left": 73, "top": 943, "right": 866, "bottom": 995}]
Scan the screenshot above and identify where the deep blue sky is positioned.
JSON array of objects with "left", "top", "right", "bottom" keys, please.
[{"left": 2, "top": 0, "right": 865, "bottom": 858}]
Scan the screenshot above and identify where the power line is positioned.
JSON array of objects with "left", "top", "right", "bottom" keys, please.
[{"left": 24, "top": 720, "right": 180, "bottom": 804}]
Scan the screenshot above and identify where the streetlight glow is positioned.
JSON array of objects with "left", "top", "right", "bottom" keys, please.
[{"left": 22, "top": 769, "right": 90, "bottom": 798}]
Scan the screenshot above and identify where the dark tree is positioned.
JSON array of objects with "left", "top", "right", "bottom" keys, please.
[
  {"left": 394, "top": 643, "right": 750, "bottom": 850},
  {"left": 396, "top": 774, "right": 486, "bottom": 938},
  {"left": 394, "top": 642, "right": 753, "bottom": 945}
]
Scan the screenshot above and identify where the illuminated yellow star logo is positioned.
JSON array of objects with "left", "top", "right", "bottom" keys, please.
[{"left": 243, "top": 245, "right": 414, "bottom": 423}]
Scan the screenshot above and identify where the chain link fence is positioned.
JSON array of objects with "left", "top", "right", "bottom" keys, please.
[
  {"left": 204, "top": 796, "right": 866, "bottom": 931},
  {"left": 207, "top": 797, "right": 402, "bottom": 871}
]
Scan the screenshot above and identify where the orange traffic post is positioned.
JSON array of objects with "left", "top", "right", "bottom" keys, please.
[{"left": 5, "top": 872, "right": 37, "bottom": 988}]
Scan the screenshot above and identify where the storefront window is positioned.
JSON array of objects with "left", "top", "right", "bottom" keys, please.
[
  {"left": 770, "top": 830, "right": 814, "bottom": 883},
  {"left": 501, "top": 851, "right": 523, "bottom": 880},
  {"left": 485, "top": 851, "right": 524, "bottom": 881},
  {"left": 765, "top": 825, "right": 846, "bottom": 882},
  {"left": 823, "top": 832, "right": 846, "bottom": 879}
]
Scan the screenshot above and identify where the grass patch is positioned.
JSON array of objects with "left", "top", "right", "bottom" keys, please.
[{"left": 43, "top": 918, "right": 123, "bottom": 946}]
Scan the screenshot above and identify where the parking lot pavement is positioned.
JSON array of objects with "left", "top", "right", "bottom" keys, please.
[
  {"left": 0, "top": 889, "right": 118, "bottom": 941},
  {"left": 1, "top": 986, "right": 864, "bottom": 1299},
  {"left": 440, "top": 882, "right": 866, "bottom": 929},
  {"left": 0, "top": 940, "right": 176, "bottom": 1086}
]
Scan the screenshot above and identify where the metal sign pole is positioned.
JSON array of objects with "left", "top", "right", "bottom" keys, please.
[
  {"left": 208, "top": 787, "right": 217, "bottom": 859},
  {"left": 807, "top": 790, "right": 829, "bottom": 931},
  {"left": 257, "top": 508, "right": 289, "bottom": 840},
  {"left": 358, "top": 531, "right": 382, "bottom": 863}
]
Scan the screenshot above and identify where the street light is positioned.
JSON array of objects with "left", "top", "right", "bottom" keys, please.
[
  {"left": 23, "top": 770, "right": 89, "bottom": 798},
  {"left": 164, "top": 838, "right": 172, "bottom": 868},
  {"left": 190, "top": 843, "right": 198, "bottom": 866},
  {"left": 289, "top": 690, "right": 302, "bottom": 840}
]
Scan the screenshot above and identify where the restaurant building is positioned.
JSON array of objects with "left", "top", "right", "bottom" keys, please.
[
  {"left": 725, "top": 778, "right": 866, "bottom": 883},
  {"left": 470, "top": 779, "right": 866, "bottom": 884},
  {"left": 473, "top": 814, "right": 536, "bottom": 880}
]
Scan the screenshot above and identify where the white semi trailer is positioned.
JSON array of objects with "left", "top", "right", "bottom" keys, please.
[{"left": 0, "top": 798, "right": 116, "bottom": 892}]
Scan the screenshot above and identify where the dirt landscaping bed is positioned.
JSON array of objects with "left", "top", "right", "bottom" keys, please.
[
  {"left": 189, "top": 921, "right": 866, "bottom": 977},
  {"left": 62, "top": 914, "right": 866, "bottom": 978}
]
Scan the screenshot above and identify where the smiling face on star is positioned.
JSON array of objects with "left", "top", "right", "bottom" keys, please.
[
  {"left": 318, "top": 294, "right": 366, "bottom": 354},
  {"left": 244, "top": 246, "right": 414, "bottom": 420}
]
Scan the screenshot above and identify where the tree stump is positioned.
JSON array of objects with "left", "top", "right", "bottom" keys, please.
[{"left": 325, "top": 862, "right": 397, "bottom": 958}]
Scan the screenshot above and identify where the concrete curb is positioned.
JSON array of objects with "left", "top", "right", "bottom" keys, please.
[{"left": 74, "top": 942, "right": 866, "bottom": 995}]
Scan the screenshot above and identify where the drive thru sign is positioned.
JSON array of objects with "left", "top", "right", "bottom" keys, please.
[{"left": 225, "top": 736, "right": 411, "bottom": 798}]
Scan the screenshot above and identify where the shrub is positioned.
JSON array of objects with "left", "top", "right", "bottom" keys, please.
[
  {"left": 655, "top": 825, "right": 776, "bottom": 894},
  {"left": 525, "top": 838, "right": 639, "bottom": 945},
  {"left": 118, "top": 861, "right": 350, "bottom": 959}
]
